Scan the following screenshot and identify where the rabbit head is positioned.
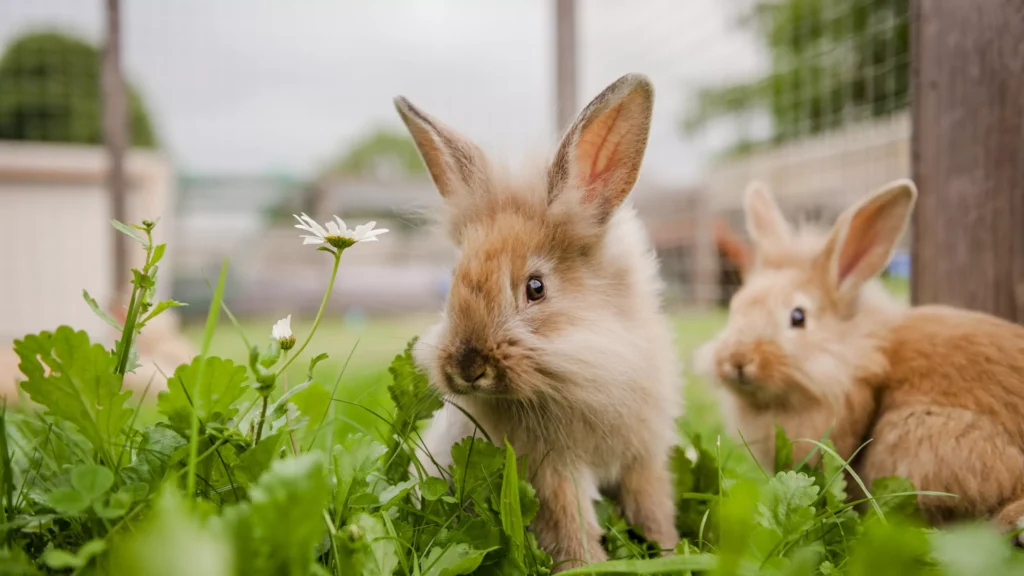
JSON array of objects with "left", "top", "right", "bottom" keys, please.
[
  {"left": 394, "top": 74, "right": 658, "bottom": 402},
  {"left": 705, "top": 180, "right": 917, "bottom": 410}
]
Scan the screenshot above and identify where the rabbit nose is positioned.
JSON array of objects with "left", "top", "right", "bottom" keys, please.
[
  {"left": 456, "top": 346, "right": 488, "bottom": 384},
  {"left": 727, "top": 352, "right": 754, "bottom": 381}
]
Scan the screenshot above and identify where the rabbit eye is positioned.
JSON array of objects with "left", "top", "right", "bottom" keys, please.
[
  {"left": 790, "top": 307, "right": 806, "bottom": 328},
  {"left": 525, "top": 276, "right": 545, "bottom": 302}
]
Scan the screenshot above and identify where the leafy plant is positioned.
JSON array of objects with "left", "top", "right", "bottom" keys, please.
[{"left": 1, "top": 216, "right": 1021, "bottom": 575}]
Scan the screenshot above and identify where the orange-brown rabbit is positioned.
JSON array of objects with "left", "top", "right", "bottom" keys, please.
[
  {"left": 394, "top": 74, "right": 681, "bottom": 570},
  {"left": 699, "top": 178, "right": 1024, "bottom": 537}
]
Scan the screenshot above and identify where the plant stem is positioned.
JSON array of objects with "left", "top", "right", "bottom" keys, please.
[
  {"left": 279, "top": 351, "right": 300, "bottom": 455},
  {"left": 275, "top": 251, "right": 342, "bottom": 377},
  {"left": 254, "top": 396, "right": 269, "bottom": 444},
  {"left": 114, "top": 284, "right": 140, "bottom": 375}
]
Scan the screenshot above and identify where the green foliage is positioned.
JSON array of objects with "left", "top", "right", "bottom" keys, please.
[
  {"left": 158, "top": 356, "right": 249, "bottom": 435},
  {"left": 683, "top": 0, "right": 909, "bottom": 156},
  {"left": 0, "top": 31, "right": 157, "bottom": 147},
  {"left": 3, "top": 217, "right": 1024, "bottom": 575},
  {"left": 384, "top": 338, "right": 443, "bottom": 482},
  {"left": 15, "top": 327, "right": 133, "bottom": 464}
]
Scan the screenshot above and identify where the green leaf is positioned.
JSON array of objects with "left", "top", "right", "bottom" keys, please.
[
  {"left": 774, "top": 424, "right": 793, "bottom": 473},
  {"left": 500, "top": 439, "right": 525, "bottom": 561},
  {"left": 385, "top": 337, "right": 442, "bottom": 482},
  {"left": 233, "top": 432, "right": 284, "bottom": 486},
  {"left": 44, "top": 488, "right": 89, "bottom": 515},
  {"left": 845, "top": 517, "right": 930, "bottom": 576},
  {"left": 449, "top": 437, "right": 505, "bottom": 523},
  {"left": 420, "top": 477, "right": 450, "bottom": 501},
  {"left": 258, "top": 339, "right": 282, "bottom": 368},
  {"left": 757, "top": 471, "right": 819, "bottom": 535},
  {"left": 379, "top": 478, "right": 418, "bottom": 510},
  {"left": 111, "top": 219, "right": 148, "bottom": 246},
  {"left": 929, "top": 523, "right": 1024, "bottom": 576},
  {"left": 15, "top": 327, "right": 133, "bottom": 460},
  {"left": 307, "top": 353, "right": 329, "bottom": 380},
  {"left": 225, "top": 452, "right": 331, "bottom": 575},
  {"left": 71, "top": 464, "right": 114, "bottom": 501},
  {"left": 517, "top": 478, "right": 540, "bottom": 526},
  {"left": 157, "top": 356, "right": 248, "bottom": 434},
  {"left": 0, "top": 546, "right": 42, "bottom": 575},
  {"left": 869, "top": 476, "right": 918, "bottom": 520},
  {"left": 121, "top": 425, "right": 188, "bottom": 490},
  {"left": 150, "top": 243, "right": 167, "bottom": 268},
  {"left": 819, "top": 439, "right": 848, "bottom": 511},
  {"left": 337, "top": 513, "right": 400, "bottom": 576},
  {"left": 333, "top": 434, "right": 386, "bottom": 521},
  {"left": 421, "top": 543, "right": 489, "bottom": 576},
  {"left": 446, "top": 517, "right": 502, "bottom": 552},
  {"left": 41, "top": 539, "right": 106, "bottom": 570},
  {"left": 94, "top": 490, "right": 133, "bottom": 519},
  {"left": 109, "top": 486, "right": 233, "bottom": 576},
  {"left": 140, "top": 299, "right": 187, "bottom": 327},
  {"left": 268, "top": 381, "right": 313, "bottom": 422},
  {"left": 82, "top": 289, "right": 123, "bottom": 331}
]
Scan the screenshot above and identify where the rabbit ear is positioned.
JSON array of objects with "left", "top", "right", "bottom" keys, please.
[
  {"left": 548, "top": 73, "right": 653, "bottom": 223},
  {"left": 744, "top": 182, "right": 791, "bottom": 246},
  {"left": 820, "top": 179, "right": 917, "bottom": 298},
  {"left": 393, "top": 97, "right": 486, "bottom": 199}
]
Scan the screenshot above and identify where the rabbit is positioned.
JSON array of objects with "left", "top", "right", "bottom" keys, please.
[
  {"left": 393, "top": 73, "right": 682, "bottom": 570},
  {"left": 699, "top": 178, "right": 1024, "bottom": 538}
]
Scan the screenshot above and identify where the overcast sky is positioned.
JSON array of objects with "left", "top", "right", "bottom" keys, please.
[{"left": 2, "top": 0, "right": 765, "bottom": 187}]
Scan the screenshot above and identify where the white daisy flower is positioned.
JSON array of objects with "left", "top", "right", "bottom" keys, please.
[
  {"left": 271, "top": 315, "right": 295, "bottom": 350},
  {"left": 293, "top": 213, "right": 389, "bottom": 251}
]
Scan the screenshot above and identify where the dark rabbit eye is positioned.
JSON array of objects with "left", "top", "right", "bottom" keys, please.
[
  {"left": 526, "top": 277, "right": 545, "bottom": 302},
  {"left": 790, "top": 307, "right": 806, "bottom": 328}
]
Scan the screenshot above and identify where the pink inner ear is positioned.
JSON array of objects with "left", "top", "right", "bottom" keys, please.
[
  {"left": 577, "top": 103, "right": 625, "bottom": 204},
  {"left": 837, "top": 219, "right": 881, "bottom": 285}
]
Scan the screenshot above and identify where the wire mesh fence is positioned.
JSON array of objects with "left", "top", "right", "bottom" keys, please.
[
  {"left": 0, "top": 0, "right": 913, "bottom": 328},
  {"left": 669, "top": 0, "right": 912, "bottom": 307}
]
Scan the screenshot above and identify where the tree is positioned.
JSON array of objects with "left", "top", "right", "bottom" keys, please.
[
  {"left": 682, "top": 0, "right": 909, "bottom": 157},
  {"left": 0, "top": 31, "right": 157, "bottom": 147},
  {"left": 324, "top": 129, "right": 425, "bottom": 180}
]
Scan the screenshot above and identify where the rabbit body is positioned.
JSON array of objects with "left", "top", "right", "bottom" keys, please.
[
  {"left": 864, "top": 305, "right": 1024, "bottom": 530},
  {"left": 395, "top": 74, "right": 682, "bottom": 570},
  {"left": 703, "top": 179, "right": 1024, "bottom": 534}
]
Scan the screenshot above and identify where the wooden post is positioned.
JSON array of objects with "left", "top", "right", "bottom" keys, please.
[
  {"left": 911, "top": 0, "right": 1024, "bottom": 322},
  {"left": 554, "top": 0, "right": 577, "bottom": 135},
  {"left": 103, "top": 0, "right": 129, "bottom": 304}
]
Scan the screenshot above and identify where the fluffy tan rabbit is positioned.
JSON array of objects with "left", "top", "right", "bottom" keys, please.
[
  {"left": 700, "top": 178, "right": 1024, "bottom": 537},
  {"left": 393, "top": 74, "right": 682, "bottom": 569}
]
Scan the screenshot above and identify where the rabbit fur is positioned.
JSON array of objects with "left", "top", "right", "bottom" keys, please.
[
  {"left": 698, "top": 178, "right": 1024, "bottom": 538},
  {"left": 393, "top": 74, "right": 682, "bottom": 570}
]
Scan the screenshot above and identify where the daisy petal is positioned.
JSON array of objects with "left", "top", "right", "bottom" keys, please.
[
  {"left": 300, "top": 213, "right": 328, "bottom": 237},
  {"left": 325, "top": 221, "right": 340, "bottom": 235}
]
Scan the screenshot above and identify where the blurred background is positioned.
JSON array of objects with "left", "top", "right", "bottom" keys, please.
[{"left": 0, "top": 1, "right": 1017, "bottom": 427}]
